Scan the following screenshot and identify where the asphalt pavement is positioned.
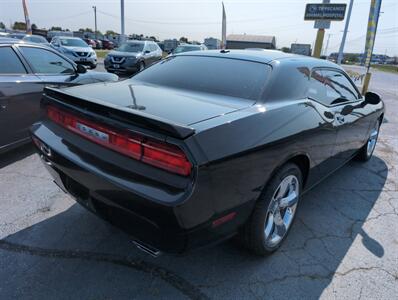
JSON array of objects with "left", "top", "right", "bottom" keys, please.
[{"left": 0, "top": 65, "right": 397, "bottom": 299}]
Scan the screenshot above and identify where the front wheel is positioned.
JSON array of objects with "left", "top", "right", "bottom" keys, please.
[
  {"left": 356, "top": 119, "right": 381, "bottom": 161},
  {"left": 242, "top": 163, "right": 302, "bottom": 256},
  {"left": 138, "top": 61, "right": 145, "bottom": 72}
]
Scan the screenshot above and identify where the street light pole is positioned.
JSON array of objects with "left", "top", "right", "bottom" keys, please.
[
  {"left": 337, "top": 0, "right": 354, "bottom": 64},
  {"left": 92, "top": 6, "right": 97, "bottom": 40},
  {"left": 324, "top": 33, "right": 332, "bottom": 57},
  {"left": 120, "top": 0, "right": 126, "bottom": 43}
]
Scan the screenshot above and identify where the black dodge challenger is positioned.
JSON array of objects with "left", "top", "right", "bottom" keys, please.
[{"left": 31, "top": 50, "right": 384, "bottom": 256}]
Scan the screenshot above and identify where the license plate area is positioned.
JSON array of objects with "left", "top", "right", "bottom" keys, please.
[{"left": 113, "top": 64, "right": 120, "bottom": 68}]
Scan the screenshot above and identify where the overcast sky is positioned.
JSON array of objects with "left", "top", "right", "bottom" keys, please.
[{"left": 1, "top": 0, "right": 397, "bottom": 55}]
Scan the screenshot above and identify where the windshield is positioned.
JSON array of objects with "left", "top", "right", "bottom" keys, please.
[
  {"left": 60, "top": 38, "right": 88, "bottom": 47},
  {"left": 117, "top": 42, "right": 144, "bottom": 52},
  {"left": 133, "top": 56, "right": 270, "bottom": 100},
  {"left": 173, "top": 46, "right": 200, "bottom": 54}
]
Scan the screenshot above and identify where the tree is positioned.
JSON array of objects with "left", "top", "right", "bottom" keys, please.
[
  {"left": 13, "top": 21, "right": 26, "bottom": 30},
  {"left": 149, "top": 36, "right": 158, "bottom": 42},
  {"left": 0, "top": 22, "right": 5, "bottom": 30},
  {"left": 50, "top": 26, "right": 62, "bottom": 31},
  {"left": 280, "top": 47, "right": 290, "bottom": 53},
  {"left": 179, "top": 36, "right": 188, "bottom": 43},
  {"left": 105, "top": 30, "right": 118, "bottom": 36}
]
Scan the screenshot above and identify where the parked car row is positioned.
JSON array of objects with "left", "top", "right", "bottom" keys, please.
[{"left": 103, "top": 40, "right": 208, "bottom": 75}]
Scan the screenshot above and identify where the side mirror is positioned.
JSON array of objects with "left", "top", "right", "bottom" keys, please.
[
  {"left": 364, "top": 92, "right": 381, "bottom": 105},
  {"left": 76, "top": 64, "right": 87, "bottom": 74},
  {"left": 145, "top": 50, "right": 150, "bottom": 54}
]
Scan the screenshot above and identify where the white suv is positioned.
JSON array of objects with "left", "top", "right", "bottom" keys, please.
[{"left": 51, "top": 36, "right": 97, "bottom": 69}]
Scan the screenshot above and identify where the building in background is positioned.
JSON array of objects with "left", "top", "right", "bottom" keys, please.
[
  {"left": 204, "top": 37, "right": 221, "bottom": 50},
  {"left": 290, "top": 43, "right": 312, "bottom": 56},
  {"left": 226, "top": 34, "right": 276, "bottom": 50}
]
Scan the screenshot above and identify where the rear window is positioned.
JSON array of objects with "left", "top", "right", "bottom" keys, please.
[{"left": 132, "top": 56, "right": 270, "bottom": 100}]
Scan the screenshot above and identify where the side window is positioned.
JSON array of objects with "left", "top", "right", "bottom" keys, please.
[
  {"left": 308, "top": 68, "right": 359, "bottom": 106},
  {"left": 0, "top": 47, "right": 27, "bottom": 74},
  {"left": 322, "top": 70, "right": 359, "bottom": 103},
  {"left": 19, "top": 47, "right": 75, "bottom": 74}
]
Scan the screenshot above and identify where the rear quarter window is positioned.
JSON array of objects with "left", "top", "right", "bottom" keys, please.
[
  {"left": 132, "top": 56, "right": 271, "bottom": 100},
  {"left": 0, "top": 47, "right": 27, "bottom": 74},
  {"left": 266, "top": 64, "right": 310, "bottom": 100}
]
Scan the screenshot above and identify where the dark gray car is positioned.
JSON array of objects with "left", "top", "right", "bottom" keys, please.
[
  {"left": 0, "top": 39, "right": 118, "bottom": 153},
  {"left": 104, "top": 40, "right": 162, "bottom": 74}
]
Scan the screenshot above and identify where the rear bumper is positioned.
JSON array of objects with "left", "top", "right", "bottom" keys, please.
[{"left": 31, "top": 121, "right": 249, "bottom": 254}]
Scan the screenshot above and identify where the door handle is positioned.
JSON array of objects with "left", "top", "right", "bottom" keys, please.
[
  {"left": 335, "top": 115, "right": 345, "bottom": 123},
  {"left": 0, "top": 99, "right": 8, "bottom": 111}
]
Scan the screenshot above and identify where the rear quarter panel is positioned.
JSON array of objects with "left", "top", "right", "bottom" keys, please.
[{"left": 175, "top": 100, "right": 332, "bottom": 229}]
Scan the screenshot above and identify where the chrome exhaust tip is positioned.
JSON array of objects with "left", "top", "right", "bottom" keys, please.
[{"left": 132, "top": 240, "right": 162, "bottom": 257}]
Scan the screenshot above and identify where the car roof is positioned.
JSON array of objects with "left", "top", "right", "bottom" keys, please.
[
  {"left": 177, "top": 49, "right": 342, "bottom": 69},
  {"left": 56, "top": 36, "right": 82, "bottom": 40},
  {"left": 179, "top": 44, "right": 201, "bottom": 47},
  {"left": 126, "top": 40, "right": 148, "bottom": 44},
  {"left": 0, "top": 37, "right": 26, "bottom": 44}
]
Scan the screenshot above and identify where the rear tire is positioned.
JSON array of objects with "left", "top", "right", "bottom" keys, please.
[
  {"left": 356, "top": 119, "right": 381, "bottom": 162},
  {"left": 242, "top": 163, "right": 302, "bottom": 256}
]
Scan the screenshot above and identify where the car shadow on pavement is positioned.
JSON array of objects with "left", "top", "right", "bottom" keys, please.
[
  {"left": 0, "top": 156, "right": 389, "bottom": 299},
  {"left": 0, "top": 143, "right": 35, "bottom": 169}
]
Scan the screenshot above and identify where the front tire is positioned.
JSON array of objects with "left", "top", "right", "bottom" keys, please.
[
  {"left": 242, "top": 163, "right": 302, "bottom": 256},
  {"left": 356, "top": 119, "right": 381, "bottom": 162},
  {"left": 138, "top": 61, "right": 145, "bottom": 72}
]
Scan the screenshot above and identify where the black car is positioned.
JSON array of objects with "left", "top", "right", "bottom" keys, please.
[
  {"left": 31, "top": 50, "right": 384, "bottom": 256},
  {"left": 104, "top": 40, "right": 163, "bottom": 74},
  {"left": 0, "top": 39, "right": 118, "bottom": 153}
]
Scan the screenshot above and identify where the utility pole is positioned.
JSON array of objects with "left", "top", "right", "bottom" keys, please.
[
  {"left": 337, "top": 0, "right": 354, "bottom": 64},
  {"left": 324, "top": 33, "right": 332, "bottom": 57},
  {"left": 92, "top": 6, "right": 97, "bottom": 40},
  {"left": 120, "top": 0, "right": 126, "bottom": 43},
  {"left": 22, "top": 0, "right": 32, "bottom": 34},
  {"left": 362, "top": 0, "right": 382, "bottom": 94}
]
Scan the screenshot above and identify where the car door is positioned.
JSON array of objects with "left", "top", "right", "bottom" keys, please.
[
  {"left": 17, "top": 45, "right": 79, "bottom": 90},
  {"left": 307, "top": 68, "right": 340, "bottom": 179},
  {"left": 0, "top": 46, "right": 43, "bottom": 151},
  {"left": 320, "top": 69, "right": 370, "bottom": 164}
]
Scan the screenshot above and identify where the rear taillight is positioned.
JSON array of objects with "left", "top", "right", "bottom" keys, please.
[{"left": 47, "top": 105, "right": 192, "bottom": 176}]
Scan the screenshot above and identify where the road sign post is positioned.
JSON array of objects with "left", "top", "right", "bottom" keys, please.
[
  {"left": 304, "top": 1, "right": 347, "bottom": 58},
  {"left": 313, "top": 29, "right": 325, "bottom": 58}
]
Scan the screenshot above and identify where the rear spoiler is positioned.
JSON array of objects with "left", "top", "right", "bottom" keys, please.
[{"left": 42, "top": 87, "right": 195, "bottom": 139}]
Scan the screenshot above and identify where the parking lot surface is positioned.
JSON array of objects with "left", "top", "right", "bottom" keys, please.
[{"left": 0, "top": 67, "right": 397, "bottom": 299}]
